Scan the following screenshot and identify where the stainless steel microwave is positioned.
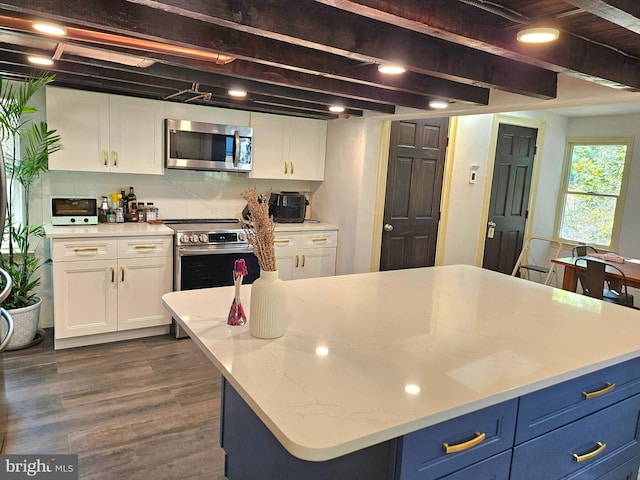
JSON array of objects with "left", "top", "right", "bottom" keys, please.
[{"left": 165, "top": 119, "right": 253, "bottom": 173}]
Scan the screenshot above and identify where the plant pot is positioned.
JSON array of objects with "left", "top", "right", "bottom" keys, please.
[
  {"left": 0, "top": 297, "right": 41, "bottom": 350},
  {"left": 249, "top": 270, "right": 288, "bottom": 339}
]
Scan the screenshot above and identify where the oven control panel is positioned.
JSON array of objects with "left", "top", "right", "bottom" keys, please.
[{"left": 177, "top": 230, "right": 247, "bottom": 246}]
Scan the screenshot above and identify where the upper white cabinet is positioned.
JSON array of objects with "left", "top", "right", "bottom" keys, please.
[
  {"left": 250, "top": 112, "right": 327, "bottom": 181},
  {"left": 46, "top": 87, "right": 164, "bottom": 175}
]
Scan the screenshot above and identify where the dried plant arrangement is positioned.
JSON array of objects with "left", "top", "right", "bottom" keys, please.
[{"left": 243, "top": 187, "right": 277, "bottom": 271}]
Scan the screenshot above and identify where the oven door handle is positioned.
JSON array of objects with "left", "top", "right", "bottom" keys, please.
[{"left": 177, "top": 246, "right": 254, "bottom": 256}]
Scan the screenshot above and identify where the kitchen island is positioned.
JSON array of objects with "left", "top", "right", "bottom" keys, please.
[{"left": 162, "top": 265, "right": 640, "bottom": 479}]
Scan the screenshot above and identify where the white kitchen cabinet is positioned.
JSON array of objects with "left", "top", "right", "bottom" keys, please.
[
  {"left": 274, "top": 229, "right": 337, "bottom": 281},
  {"left": 46, "top": 86, "right": 164, "bottom": 174},
  {"left": 51, "top": 235, "right": 172, "bottom": 348},
  {"left": 250, "top": 112, "right": 327, "bottom": 181}
]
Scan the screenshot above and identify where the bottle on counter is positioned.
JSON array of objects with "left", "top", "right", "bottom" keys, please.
[
  {"left": 146, "top": 202, "right": 158, "bottom": 222},
  {"left": 137, "top": 202, "right": 146, "bottom": 222},
  {"left": 129, "top": 202, "right": 139, "bottom": 222},
  {"left": 98, "top": 196, "right": 109, "bottom": 223},
  {"left": 112, "top": 193, "right": 125, "bottom": 223},
  {"left": 121, "top": 188, "right": 128, "bottom": 220},
  {"left": 126, "top": 186, "right": 137, "bottom": 222}
]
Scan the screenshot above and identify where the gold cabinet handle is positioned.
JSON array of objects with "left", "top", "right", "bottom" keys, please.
[
  {"left": 103, "top": 149, "right": 108, "bottom": 166},
  {"left": 443, "top": 432, "right": 486, "bottom": 454},
  {"left": 134, "top": 245, "right": 157, "bottom": 249},
  {"left": 111, "top": 267, "right": 115, "bottom": 283},
  {"left": 295, "top": 254, "right": 299, "bottom": 268},
  {"left": 284, "top": 161, "right": 288, "bottom": 174},
  {"left": 291, "top": 161, "right": 294, "bottom": 174},
  {"left": 573, "top": 442, "right": 606, "bottom": 462},
  {"left": 583, "top": 382, "right": 615, "bottom": 399},
  {"left": 121, "top": 266, "right": 125, "bottom": 282},
  {"left": 74, "top": 247, "right": 99, "bottom": 253},
  {"left": 301, "top": 254, "right": 305, "bottom": 267},
  {"left": 112, "top": 150, "right": 118, "bottom": 167},
  {"left": 312, "top": 237, "right": 328, "bottom": 243},
  {"left": 274, "top": 239, "right": 291, "bottom": 244}
]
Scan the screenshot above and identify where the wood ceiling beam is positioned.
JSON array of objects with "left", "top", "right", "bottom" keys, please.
[
  {"left": 563, "top": 0, "right": 640, "bottom": 33},
  {"left": 312, "top": 0, "right": 640, "bottom": 91},
  {"left": 0, "top": 45, "right": 373, "bottom": 115},
  {"left": 0, "top": 0, "right": 489, "bottom": 108},
  {"left": 123, "top": 0, "right": 556, "bottom": 99}
]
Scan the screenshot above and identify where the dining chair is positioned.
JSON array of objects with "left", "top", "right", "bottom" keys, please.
[
  {"left": 574, "top": 258, "right": 634, "bottom": 307},
  {"left": 572, "top": 244, "right": 599, "bottom": 257}
]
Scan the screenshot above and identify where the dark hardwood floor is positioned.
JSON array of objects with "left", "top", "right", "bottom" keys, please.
[{"left": 1, "top": 329, "right": 227, "bottom": 479}]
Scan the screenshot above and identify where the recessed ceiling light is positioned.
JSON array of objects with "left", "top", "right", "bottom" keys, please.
[
  {"left": 378, "top": 64, "right": 406, "bottom": 75},
  {"left": 32, "top": 22, "right": 67, "bottom": 36},
  {"left": 429, "top": 100, "right": 449, "bottom": 109},
  {"left": 228, "top": 89, "right": 247, "bottom": 97},
  {"left": 517, "top": 27, "right": 560, "bottom": 43},
  {"left": 329, "top": 105, "right": 345, "bottom": 113},
  {"left": 27, "top": 56, "right": 54, "bottom": 66}
]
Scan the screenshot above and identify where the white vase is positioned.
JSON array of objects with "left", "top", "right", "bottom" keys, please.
[
  {"left": 249, "top": 270, "right": 288, "bottom": 339},
  {"left": 0, "top": 297, "right": 41, "bottom": 350}
]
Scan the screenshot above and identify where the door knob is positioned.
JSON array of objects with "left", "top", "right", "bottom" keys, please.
[{"left": 383, "top": 224, "right": 394, "bottom": 232}]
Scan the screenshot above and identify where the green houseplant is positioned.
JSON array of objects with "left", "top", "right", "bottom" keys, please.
[{"left": 0, "top": 74, "right": 60, "bottom": 348}]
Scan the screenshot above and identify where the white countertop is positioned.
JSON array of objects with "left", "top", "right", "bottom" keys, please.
[
  {"left": 274, "top": 221, "right": 338, "bottom": 231},
  {"left": 45, "top": 222, "right": 174, "bottom": 238},
  {"left": 162, "top": 265, "right": 640, "bottom": 462}
]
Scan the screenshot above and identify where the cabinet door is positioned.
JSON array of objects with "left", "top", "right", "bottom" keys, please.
[
  {"left": 298, "top": 249, "right": 336, "bottom": 279},
  {"left": 274, "top": 233, "right": 299, "bottom": 280},
  {"left": 109, "top": 95, "right": 164, "bottom": 175},
  {"left": 117, "top": 256, "right": 172, "bottom": 330},
  {"left": 250, "top": 112, "right": 290, "bottom": 179},
  {"left": 46, "top": 87, "right": 110, "bottom": 172},
  {"left": 288, "top": 117, "right": 327, "bottom": 181},
  {"left": 52, "top": 259, "right": 117, "bottom": 338}
]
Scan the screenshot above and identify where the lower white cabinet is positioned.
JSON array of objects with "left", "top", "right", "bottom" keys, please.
[
  {"left": 51, "top": 235, "right": 172, "bottom": 347},
  {"left": 274, "top": 228, "right": 337, "bottom": 281}
]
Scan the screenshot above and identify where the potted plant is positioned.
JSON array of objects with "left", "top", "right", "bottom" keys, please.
[{"left": 0, "top": 74, "right": 60, "bottom": 349}]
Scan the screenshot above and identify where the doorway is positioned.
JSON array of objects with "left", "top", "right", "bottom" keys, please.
[
  {"left": 482, "top": 123, "right": 538, "bottom": 274},
  {"left": 380, "top": 118, "right": 449, "bottom": 270}
]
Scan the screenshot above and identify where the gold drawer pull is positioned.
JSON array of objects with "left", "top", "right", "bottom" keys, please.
[
  {"left": 301, "top": 254, "right": 305, "bottom": 267},
  {"left": 121, "top": 266, "right": 125, "bottom": 282},
  {"left": 74, "top": 247, "right": 99, "bottom": 253},
  {"left": 274, "top": 239, "right": 290, "bottom": 244},
  {"left": 284, "top": 161, "right": 288, "bottom": 174},
  {"left": 134, "top": 245, "right": 157, "bottom": 249},
  {"left": 103, "top": 149, "right": 108, "bottom": 166},
  {"left": 111, "top": 267, "right": 115, "bottom": 283},
  {"left": 312, "top": 237, "right": 328, "bottom": 242},
  {"left": 295, "top": 255, "right": 299, "bottom": 268},
  {"left": 291, "top": 161, "right": 294, "bottom": 174},
  {"left": 112, "top": 150, "right": 118, "bottom": 167},
  {"left": 583, "top": 382, "right": 615, "bottom": 399},
  {"left": 443, "top": 432, "right": 486, "bottom": 454},
  {"left": 573, "top": 442, "right": 606, "bottom": 462}
]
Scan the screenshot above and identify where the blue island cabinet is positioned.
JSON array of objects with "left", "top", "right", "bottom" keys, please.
[{"left": 220, "top": 356, "right": 640, "bottom": 479}]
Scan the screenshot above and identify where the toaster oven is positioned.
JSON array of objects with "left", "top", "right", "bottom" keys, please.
[{"left": 51, "top": 197, "right": 98, "bottom": 225}]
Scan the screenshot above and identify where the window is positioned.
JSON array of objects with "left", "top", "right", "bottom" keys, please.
[
  {"left": 555, "top": 137, "right": 633, "bottom": 249},
  {"left": 1, "top": 136, "right": 24, "bottom": 248}
]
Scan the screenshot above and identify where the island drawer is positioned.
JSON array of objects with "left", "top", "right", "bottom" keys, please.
[
  {"left": 439, "top": 450, "right": 511, "bottom": 480},
  {"left": 395, "top": 399, "right": 518, "bottom": 480},
  {"left": 511, "top": 393, "right": 640, "bottom": 480},
  {"left": 515, "top": 356, "right": 640, "bottom": 444},
  {"left": 51, "top": 238, "right": 117, "bottom": 261}
]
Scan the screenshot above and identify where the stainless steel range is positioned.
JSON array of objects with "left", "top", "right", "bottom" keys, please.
[{"left": 164, "top": 218, "right": 260, "bottom": 338}]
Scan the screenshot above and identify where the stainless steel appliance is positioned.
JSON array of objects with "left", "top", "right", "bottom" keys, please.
[
  {"left": 51, "top": 197, "right": 98, "bottom": 225},
  {"left": 269, "top": 192, "right": 308, "bottom": 223},
  {"left": 165, "top": 219, "right": 260, "bottom": 338},
  {"left": 165, "top": 119, "right": 253, "bottom": 173}
]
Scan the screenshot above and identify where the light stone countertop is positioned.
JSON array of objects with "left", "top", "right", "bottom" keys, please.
[
  {"left": 162, "top": 265, "right": 640, "bottom": 462},
  {"left": 274, "top": 221, "right": 338, "bottom": 231},
  {"left": 44, "top": 222, "right": 174, "bottom": 238}
]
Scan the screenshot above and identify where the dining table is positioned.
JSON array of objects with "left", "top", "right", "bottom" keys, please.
[{"left": 551, "top": 256, "right": 640, "bottom": 292}]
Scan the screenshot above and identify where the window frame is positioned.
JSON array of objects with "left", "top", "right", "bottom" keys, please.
[{"left": 554, "top": 136, "right": 634, "bottom": 251}]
